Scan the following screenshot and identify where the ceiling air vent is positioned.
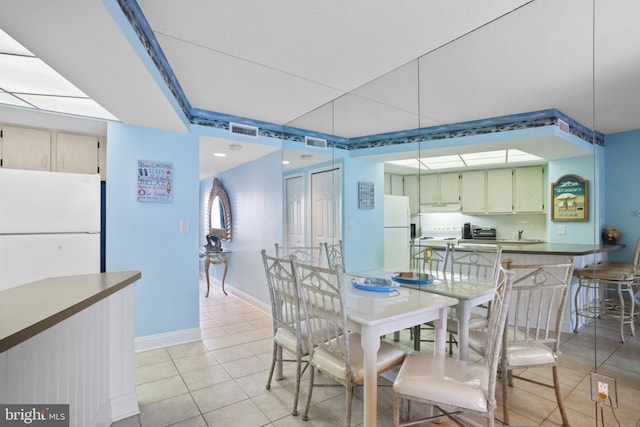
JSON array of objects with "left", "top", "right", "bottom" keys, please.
[
  {"left": 229, "top": 122, "right": 258, "bottom": 138},
  {"left": 557, "top": 118, "right": 570, "bottom": 134},
  {"left": 305, "top": 136, "right": 327, "bottom": 148}
]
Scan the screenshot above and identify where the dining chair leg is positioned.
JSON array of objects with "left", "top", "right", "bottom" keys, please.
[
  {"left": 502, "top": 362, "right": 510, "bottom": 425},
  {"left": 553, "top": 366, "right": 571, "bottom": 427},
  {"left": 291, "top": 355, "right": 302, "bottom": 416},
  {"left": 345, "top": 386, "right": 353, "bottom": 427},
  {"left": 302, "top": 366, "right": 315, "bottom": 421},
  {"left": 265, "top": 342, "right": 278, "bottom": 390}
]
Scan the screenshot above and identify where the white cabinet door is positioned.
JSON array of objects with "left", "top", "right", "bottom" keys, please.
[
  {"left": 55, "top": 133, "right": 99, "bottom": 174},
  {"left": 419, "top": 174, "right": 439, "bottom": 204},
  {"left": 390, "top": 174, "right": 404, "bottom": 195},
  {"left": 461, "top": 170, "right": 486, "bottom": 213},
  {"left": 515, "top": 166, "right": 545, "bottom": 212},
  {"left": 403, "top": 175, "right": 419, "bottom": 213},
  {"left": 1, "top": 126, "right": 51, "bottom": 171},
  {"left": 439, "top": 172, "right": 460, "bottom": 204},
  {"left": 487, "top": 168, "right": 513, "bottom": 213},
  {"left": 384, "top": 173, "right": 391, "bottom": 195}
]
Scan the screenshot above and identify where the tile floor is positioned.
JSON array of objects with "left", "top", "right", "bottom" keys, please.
[{"left": 113, "top": 277, "right": 640, "bottom": 427}]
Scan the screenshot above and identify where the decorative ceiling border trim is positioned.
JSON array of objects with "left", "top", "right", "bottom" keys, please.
[
  {"left": 118, "top": 1, "right": 604, "bottom": 151},
  {"left": 117, "top": 0, "right": 192, "bottom": 118}
]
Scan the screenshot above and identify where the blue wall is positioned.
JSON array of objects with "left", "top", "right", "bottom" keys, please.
[
  {"left": 603, "top": 130, "right": 640, "bottom": 261},
  {"left": 199, "top": 146, "right": 283, "bottom": 305},
  {"left": 106, "top": 121, "right": 200, "bottom": 337},
  {"left": 547, "top": 151, "right": 602, "bottom": 245},
  {"left": 342, "top": 157, "right": 385, "bottom": 272}
]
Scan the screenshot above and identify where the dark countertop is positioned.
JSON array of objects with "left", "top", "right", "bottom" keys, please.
[
  {"left": 427, "top": 240, "right": 624, "bottom": 256},
  {"left": 0, "top": 271, "right": 141, "bottom": 353}
]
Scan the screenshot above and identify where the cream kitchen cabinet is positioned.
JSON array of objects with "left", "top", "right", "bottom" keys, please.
[
  {"left": 1, "top": 125, "right": 51, "bottom": 171},
  {"left": 486, "top": 168, "right": 513, "bottom": 213},
  {"left": 384, "top": 173, "right": 405, "bottom": 196},
  {"left": 403, "top": 174, "right": 419, "bottom": 213},
  {"left": 55, "top": 132, "right": 99, "bottom": 175},
  {"left": 461, "top": 170, "right": 486, "bottom": 213},
  {"left": 419, "top": 172, "right": 460, "bottom": 205},
  {"left": 514, "top": 166, "right": 545, "bottom": 212},
  {"left": 1, "top": 125, "right": 102, "bottom": 177}
]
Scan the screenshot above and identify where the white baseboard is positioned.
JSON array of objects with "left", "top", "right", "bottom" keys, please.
[
  {"left": 110, "top": 391, "right": 140, "bottom": 423},
  {"left": 134, "top": 327, "right": 202, "bottom": 353},
  {"left": 225, "top": 283, "right": 271, "bottom": 316}
]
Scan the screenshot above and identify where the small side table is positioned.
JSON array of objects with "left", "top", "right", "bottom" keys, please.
[{"left": 199, "top": 250, "right": 231, "bottom": 297}]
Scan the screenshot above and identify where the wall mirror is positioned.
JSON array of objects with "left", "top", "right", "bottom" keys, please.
[{"left": 206, "top": 177, "right": 232, "bottom": 242}]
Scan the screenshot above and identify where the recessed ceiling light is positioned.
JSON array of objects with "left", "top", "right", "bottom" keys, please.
[
  {"left": 282, "top": 160, "right": 291, "bottom": 165},
  {"left": 213, "top": 153, "right": 226, "bottom": 157}
]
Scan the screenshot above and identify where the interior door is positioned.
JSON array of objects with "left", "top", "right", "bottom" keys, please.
[
  {"left": 285, "top": 174, "right": 304, "bottom": 248},
  {"left": 311, "top": 166, "right": 341, "bottom": 248}
]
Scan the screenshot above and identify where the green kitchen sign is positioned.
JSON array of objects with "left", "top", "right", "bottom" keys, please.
[{"left": 551, "top": 174, "right": 588, "bottom": 222}]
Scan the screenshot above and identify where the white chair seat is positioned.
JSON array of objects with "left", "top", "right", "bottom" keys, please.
[
  {"left": 275, "top": 326, "right": 311, "bottom": 354},
  {"left": 506, "top": 344, "right": 556, "bottom": 367},
  {"left": 311, "top": 333, "right": 406, "bottom": 383},
  {"left": 447, "top": 312, "right": 488, "bottom": 333},
  {"left": 394, "top": 349, "right": 490, "bottom": 413}
]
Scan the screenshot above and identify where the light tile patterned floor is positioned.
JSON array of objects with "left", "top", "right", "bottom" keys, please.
[{"left": 113, "top": 276, "right": 640, "bottom": 427}]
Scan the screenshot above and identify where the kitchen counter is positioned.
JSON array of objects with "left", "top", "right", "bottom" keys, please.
[
  {"left": 0, "top": 271, "right": 142, "bottom": 426},
  {"left": 0, "top": 270, "right": 141, "bottom": 352},
  {"left": 429, "top": 240, "right": 624, "bottom": 256}
]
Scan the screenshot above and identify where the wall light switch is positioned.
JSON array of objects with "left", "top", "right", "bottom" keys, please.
[
  {"left": 179, "top": 220, "right": 189, "bottom": 233},
  {"left": 557, "top": 225, "right": 566, "bottom": 235}
]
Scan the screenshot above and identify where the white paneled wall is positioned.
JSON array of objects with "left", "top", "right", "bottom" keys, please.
[{"left": 0, "top": 286, "right": 138, "bottom": 426}]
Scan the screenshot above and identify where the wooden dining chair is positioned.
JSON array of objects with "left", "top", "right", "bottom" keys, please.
[
  {"left": 293, "top": 260, "right": 406, "bottom": 427},
  {"left": 468, "top": 258, "right": 575, "bottom": 426},
  {"left": 261, "top": 250, "right": 309, "bottom": 416},
  {"left": 392, "top": 266, "right": 515, "bottom": 427}
]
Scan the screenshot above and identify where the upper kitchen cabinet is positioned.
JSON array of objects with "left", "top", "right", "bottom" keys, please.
[
  {"left": 461, "top": 166, "right": 545, "bottom": 215},
  {"left": 486, "top": 168, "right": 513, "bottom": 213},
  {"left": 403, "top": 175, "right": 419, "bottom": 213},
  {"left": 384, "top": 173, "right": 405, "bottom": 196},
  {"left": 55, "top": 132, "right": 99, "bottom": 175},
  {"left": 1, "top": 125, "right": 51, "bottom": 171},
  {"left": 461, "top": 170, "right": 486, "bottom": 213},
  {"left": 0, "top": 125, "right": 103, "bottom": 178},
  {"left": 514, "top": 166, "right": 545, "bottom": 213},
  {"left": 420, "top": 172, "right": 460, "bottom": 207}
]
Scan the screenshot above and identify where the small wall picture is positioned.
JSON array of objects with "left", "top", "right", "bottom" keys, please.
[
  {"left": 551, "top": 174, "right": 588, "bottom": 222},
  {"left": 137, "top": 159, "right": 173, "bottom": 203},
  {"left": 358, "top": 181, "right": 375, "bottom": 209}
]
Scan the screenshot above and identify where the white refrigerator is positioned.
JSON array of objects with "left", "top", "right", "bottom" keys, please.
[
  {"left": 0, "top": 169, "right": 101, "bottom": 291},
  {"left": 384, "top": 195, "right": 411, "bottom": 269}
]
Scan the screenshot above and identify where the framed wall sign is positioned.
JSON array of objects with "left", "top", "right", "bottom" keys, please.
[
  {"left": 551, "top": 174, "right": 588, "bottom": 221},
  {"left": 358, "top": 181, "right": 375, "bottom": 209},
  {"left": 137, "top": 159, "right": 173, "bottom": 203}
]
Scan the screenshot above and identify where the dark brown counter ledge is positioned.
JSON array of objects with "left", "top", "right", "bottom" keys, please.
[
  {"left": 0, "top": 271, "right": 141, "bottom": 353},
  {"left": 431, "top": 241, "right": 624, "bottom": 256}
]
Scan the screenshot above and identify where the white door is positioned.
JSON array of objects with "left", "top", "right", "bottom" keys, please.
[
  {"left": 311, "top": 167, "right": 341, "bottom": 248},
  {"left": 285, "top": 175, "right": 304, "bottom": 248}
]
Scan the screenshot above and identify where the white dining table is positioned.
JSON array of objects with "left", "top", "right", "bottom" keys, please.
[
  {"left": 344, "top": 276, "right": 458, "bottom": 427},
  {"left": 354, "top": 269, "right": 496, "bottom": 361}
]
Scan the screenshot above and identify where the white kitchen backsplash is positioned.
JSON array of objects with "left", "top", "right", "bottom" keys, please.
[{"left": 416, "top": 212, "right": 548, "bottom": 241}]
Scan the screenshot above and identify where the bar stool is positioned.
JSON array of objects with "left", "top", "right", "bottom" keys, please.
[{"left": 574, "top": 237, "right": 640, "bottom": 343}]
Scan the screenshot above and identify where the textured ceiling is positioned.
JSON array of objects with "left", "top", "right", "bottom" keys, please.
[{"left": 2, "top": 1, "right": 640, "bottom": 177}]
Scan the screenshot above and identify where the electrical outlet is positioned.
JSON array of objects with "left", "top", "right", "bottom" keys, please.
[
  {"left": 590, "top": 372, "right": 618, "bottom": 408},
  {"left": 598, "top": 381, "right": 608, "bottom": 398}
]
